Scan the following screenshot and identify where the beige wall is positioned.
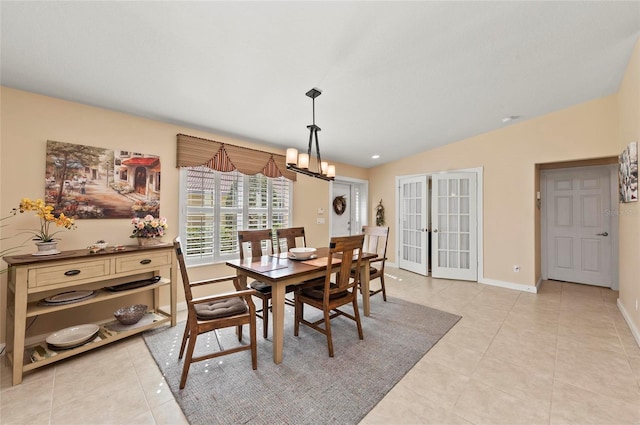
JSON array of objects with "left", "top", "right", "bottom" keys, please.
[
  {"left": 370, "top": 96, "right": 618, "bottom": 288},
  {"left": 617, "top": 39, "right": 640, "bottom": 336},
  {"left": 0, "top": 87, "right": 366, "bottom": 342}
]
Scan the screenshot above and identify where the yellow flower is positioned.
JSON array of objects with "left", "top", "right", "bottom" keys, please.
[{"left": 13, "top": 197, "right": 77, "bottom": 242}]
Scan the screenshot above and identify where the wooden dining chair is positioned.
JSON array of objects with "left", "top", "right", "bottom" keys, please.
[
  {"left": 238, "top": 229, "right": 294, "bottom": 338},
  {"left": 294, "top": 234, "right": 365, "bottom": 357},
  {"left": 174, "top": 238, "right": 257, "bottom": 389},
  {"left": 352, "top": 225, "right": 390, "bottom": 301},
  {"left": 275, "top": 227, "right": 307, "bottom": 254}
]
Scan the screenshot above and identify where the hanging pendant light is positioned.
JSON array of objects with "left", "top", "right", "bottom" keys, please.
[{"left": 286, "top": 88, "right": 335, "bottom": 181}]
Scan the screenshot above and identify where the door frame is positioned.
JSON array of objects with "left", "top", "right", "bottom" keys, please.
[
  {"left": 540, "top": 164, "right": 619, "bottom": 290},
  {"left": 330, "top": 177, "right": 369, "bottom": 237},
  {"left": 395, "top": 167, "right": 484, "bottom": 281}
]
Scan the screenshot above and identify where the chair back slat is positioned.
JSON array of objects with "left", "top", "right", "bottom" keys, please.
[
  {"left": 327, "top": 234, "right": 365, "bottom": 296},
  {"left": 362, "top": 226, "right": 389, "bottom": 259},
  {"left": 238, "top": 229, "right": 273, "bottom": 259},
  {"left": 275, "top": 227, "right": 307, "bottom": 254}
]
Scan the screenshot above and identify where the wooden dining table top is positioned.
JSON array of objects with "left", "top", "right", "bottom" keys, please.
[{"left": 225, "top": 247, "right": 376, "bottom": 282}]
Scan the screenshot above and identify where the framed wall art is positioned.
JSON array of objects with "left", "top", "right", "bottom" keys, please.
[
  {"left": 45, "top": 140, "right": 161, "bottom": 219},
  {"left": 618, "top": 141, "right": 638, "bottom": 203}
]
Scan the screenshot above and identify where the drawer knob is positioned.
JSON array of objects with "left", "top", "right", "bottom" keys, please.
[
  {"left": 140, "top": 259, "right": 152, "bottom": 265},
  {"left": 64, "top": 270, "right": 81, "bottom": 276}
]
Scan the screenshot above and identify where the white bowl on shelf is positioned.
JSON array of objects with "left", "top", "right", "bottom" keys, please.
[
  {"left": 288, "top": 247, "right": 317, "bottom": 260},
  {"left": 46, "top": 324, "right": 100, "bottom": 348}
]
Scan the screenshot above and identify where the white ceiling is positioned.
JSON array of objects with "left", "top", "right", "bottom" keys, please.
[{"left": 2, "top": 1, "right": 639, "bottom": 168}]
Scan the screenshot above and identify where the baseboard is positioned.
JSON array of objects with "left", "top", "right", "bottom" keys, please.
[
  {"left": 479, "top": 277, "right": 538, "bottom": 293},
  {"left": 617, "top": 298, "right": 640, "bottom": 348}
]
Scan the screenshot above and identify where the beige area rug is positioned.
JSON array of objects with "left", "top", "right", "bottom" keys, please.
[{"left": 143, "top": 296, "right": 460, "bottom": 425}]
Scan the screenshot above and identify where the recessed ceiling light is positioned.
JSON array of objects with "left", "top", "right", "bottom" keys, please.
[
  {"left": 502, "top": 115, "right": 520, "bottom": 123},
  {"left": 372, "top": 155, "right": 380, "bottom": 159}
]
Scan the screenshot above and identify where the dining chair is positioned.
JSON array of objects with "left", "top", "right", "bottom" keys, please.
[
  {"left": 294, "top": 234, "right": 365, "bottom": 357},
  {"left": 275, "top": 226, "right": 307, "bottom": 254},
  {"left": 174, "top": 238, "right": 257, "bottom": 389},
  {"left": 352, "top": 225, "right": 390, "bottom": 301},
  {"left": 238, "top": 229, "right": 294, "bottom": 338}
]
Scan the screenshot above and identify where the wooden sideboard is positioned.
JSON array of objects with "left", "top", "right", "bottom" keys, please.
[{"left": 3, "top": 243, "right": 177, "bottom": 385}]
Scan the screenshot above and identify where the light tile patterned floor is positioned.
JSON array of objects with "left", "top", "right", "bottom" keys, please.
[{"left": 2, "top": 267, "right": 639, "bottom": 424}]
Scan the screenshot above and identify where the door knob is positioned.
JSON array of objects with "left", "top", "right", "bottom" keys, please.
[
  {"left": 433, "top": 229, "right": 438, "bottom": 233},
  {"left": 596, "top": 232, "right": 609, "bottom": 236}
]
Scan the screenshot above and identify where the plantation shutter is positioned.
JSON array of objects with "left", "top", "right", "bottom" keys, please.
[
  {"left": 219, "top": 171, "right": 243, "bottom": 256},
  {"left": 185, "top": 167, "right": 215, "bottom": 262}
]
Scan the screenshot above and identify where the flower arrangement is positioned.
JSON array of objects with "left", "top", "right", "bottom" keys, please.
[
  {"left": 130, "top": 215, "right": 168, "bottom": 239},
  {"left": 12, "top": 198, "right": 76, "bottom": 242}
]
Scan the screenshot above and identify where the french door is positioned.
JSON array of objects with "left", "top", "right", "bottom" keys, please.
[
  {"left": 431, "top": 173, "right": 478, "bottom": 281},
  {"left": 397, "top": 176, "right": 429, "bottom": 275}
]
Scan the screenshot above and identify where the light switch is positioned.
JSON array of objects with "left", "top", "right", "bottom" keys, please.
[
  {"left": 317, "top": 207, "right": 324, "bottom": 214},
  {"left": 316, "top": 217, "right": 325, "bottom": 224}
]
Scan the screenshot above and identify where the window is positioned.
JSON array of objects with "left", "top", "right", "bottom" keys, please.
[{"left": 180, "top": 166, "right": 292, "bottom": 266}]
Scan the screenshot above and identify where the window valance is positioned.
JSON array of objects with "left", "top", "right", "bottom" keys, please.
[{"left": 176, "top": 133, "right": 297, "bottom": 181}]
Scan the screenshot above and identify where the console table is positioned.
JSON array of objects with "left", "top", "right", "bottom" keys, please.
[{"left": 3, "top": 244, "right": 177, "bottom": 385}]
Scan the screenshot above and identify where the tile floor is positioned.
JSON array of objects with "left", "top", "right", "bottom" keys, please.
[{"left": 1, "top": 267, "right": 639, "bottom": 424}]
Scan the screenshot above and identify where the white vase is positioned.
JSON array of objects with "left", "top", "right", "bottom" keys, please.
[{"left": 34, "top": 241, "right": 60, "bottom": 256}]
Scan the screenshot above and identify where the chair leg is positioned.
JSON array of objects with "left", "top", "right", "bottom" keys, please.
[
  {"left": 237, "top": 324, "right": 243, "bottom": 341},
  {"left": 262, "top": 298, "right": 269, "bottom": 339},
  {"left": 250, "top": 312, "right": 257, "bottom": 370},
  {"left": 294, "top": 295, "right": 301, "bottom": 336},
  {"left": 380, "top": 274, "right": 387, "bottom": 302},
  {"left": 179, "top": 327, "right": 198, "bottom": 389},
  {"left": 353, "top": 297, "right": 364, "bottom": 340},
  {"left": 179, "top": 319, "right": 190, "bottom": 359},
  {"left": 324, "top": 308, "right": 334, "bottom": 357}
]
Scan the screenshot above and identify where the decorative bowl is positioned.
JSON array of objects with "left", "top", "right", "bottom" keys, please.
[
  {"left": 94, "top": 241, "right": 108, "bottom": 250},
  {"left": 288, "top": 247, "right": 317, "bottom": 260},
  {"left": 113, "top": 304, "right": 148, "bottom": 325}
]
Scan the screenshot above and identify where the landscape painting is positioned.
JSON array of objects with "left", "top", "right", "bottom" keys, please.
[{"left": 45, "top": 140, "right": 161, "bottom": 219}]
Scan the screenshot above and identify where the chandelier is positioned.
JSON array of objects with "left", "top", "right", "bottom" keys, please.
[{"left": 286, "top": 88, "right": 336, "bottom": 181}]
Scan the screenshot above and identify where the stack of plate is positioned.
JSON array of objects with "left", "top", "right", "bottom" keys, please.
[
  {"left": 46, "top": 324, "right": 100, "bottom": 350},
  {"left": 39, "top": 290, "right": 96, "bottom": 306}
]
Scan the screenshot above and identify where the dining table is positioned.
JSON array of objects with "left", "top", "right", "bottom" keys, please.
[{"left": 226, "top": 247, "right": 377, "bottom": 364}]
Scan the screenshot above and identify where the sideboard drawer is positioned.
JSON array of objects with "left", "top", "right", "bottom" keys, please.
[
  {"left": 115, "top": 250, "right": 172, "bottom": 273},
  {"left": 27, "top": 259, "right": 111, "bottom": 288}
]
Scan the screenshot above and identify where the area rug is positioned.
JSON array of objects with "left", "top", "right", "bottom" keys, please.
[{"left": 143, "top": 296, "right": 460, "bottom": 425}]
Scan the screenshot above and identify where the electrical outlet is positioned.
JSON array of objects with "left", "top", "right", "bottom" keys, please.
[{"left": 513, "top": 265, "right": 520, "bottom": 272}]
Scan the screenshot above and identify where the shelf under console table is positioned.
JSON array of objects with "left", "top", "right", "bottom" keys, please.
[{"left": 3, "top": 243, "right": 177, "bottom": 385}]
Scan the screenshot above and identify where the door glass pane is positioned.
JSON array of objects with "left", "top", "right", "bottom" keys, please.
[
  {"left": 439, "top": 232, "right": 447, "bottom": 249},
  {"left": 460, "top": 233, "right": 470, "bottom": 251},
  {"left": 438, "top": 250, "right": 447, "bottom": 267},
  {"left": 449, "top": 251, "right": 458, "bottom": 268},
  {"left": 460, "top": 215, "right": 469, "bottom": 232},
  {"left": 448, "top": 197, "right": 458, "bottom": 213},
  {"left": 439, "top": 214, "right": 447, "bottom": 231},
  {"left": 448, "top": 215, "right": 458, "bottom": 232},
  {"left": 460, "top": 197, "right": 469, "bottom": 214},
  {"left": 449, "top": 234, "right": 458, "bottom": 250},
  {"left": 460, "top": 178, "right": 469, "bottom": 196},
  {"left": 460, "top": 252, "right": 470, "bottom": 269},
  {"left": 448, "top": 179, "right": 458, "bottom": 196},
  {"left": 438, "top": 179, "right": 447, "bottom": 193}
]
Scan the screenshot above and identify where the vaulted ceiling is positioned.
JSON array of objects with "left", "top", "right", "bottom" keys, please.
[{"left": 2, "top": 1, "right": 639, "bottom": 167}]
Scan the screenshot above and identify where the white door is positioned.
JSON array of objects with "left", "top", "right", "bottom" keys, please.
[
  {"left": 431, "top": 172, "right": 477, "bottom": 281},
  {"left": 542, "top": 166, "right": 612, "bottom": 287},
  {"left": 331, "top": 180, "right": 367, "bottom": 237},
  {"left": 398, "top": 176, "right": 429, "bottom": 275}
]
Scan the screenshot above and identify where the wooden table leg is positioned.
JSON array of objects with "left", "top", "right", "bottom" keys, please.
[
  {"left": 270, "top": 283, "right": 286, "bottom": 364},
  {"left": 361, "top": 260, "right": 371, "bottom": 316}
]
